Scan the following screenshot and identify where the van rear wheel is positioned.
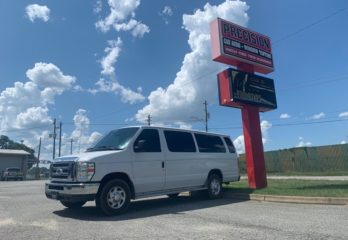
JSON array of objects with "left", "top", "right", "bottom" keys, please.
[
  {"left": 98, "top": 179, "right": 131, "bottom": 216},
  {"left": 207, "top": 174, "right": 222, "bottom": 199}
]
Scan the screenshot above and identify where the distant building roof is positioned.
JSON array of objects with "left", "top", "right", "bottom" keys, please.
[{"left": 0, "top": 149, "right": 30, "bottom": 156}]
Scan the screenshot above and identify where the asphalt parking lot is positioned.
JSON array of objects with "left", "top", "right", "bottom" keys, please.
[{"left": 0, "top": 180, "right": 347, "bottom": 240}]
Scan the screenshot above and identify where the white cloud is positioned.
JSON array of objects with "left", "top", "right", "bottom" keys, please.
[
  {"left": 260, "top": 120, "right": 272, "bottom": 144},
  {"left": 100, "top": 38, "right": 122, "bottom": 76},
  {"left": 95, "top": 0, "right": 149, "bottom": 38},
  {"left": 94, "top": 0, "right": 102, "bottom": 14},
  {"left": 233, "top": 135, "right": 245, "bottom": 154},
  {"left": 16, "top": 107, "right": 52, "bottom": 129},
  {"left": 341, "top": 140, "right": 347, "bottom": 144},
  {"left": 160, "top": 6, "right": 174, "bottom": 24},
  {"left": 309, "top": 112, "right": 325, "bottom": 120},
  {"left": 26, "top": 63, "right": 76, "bottom": 104},
  {"left": 0, "top": 63, "right": 79, "bottom": 160},
  {"left": 25, "top": 4, "right": 50, "bottom": 22},
  {"left": 93, "top": 78, "right": 145, "bottom": 104},
  {"left": 136, "top": 0, "right": 249, "bottom": 124},
  {"left": 233, "top": 120, "right": 272, "bottom": 154},
  {"left": 162, "top": 6, "right": 173, "bottom": 16},
  {"left": 26, "top": 62, "right": 76, "bottom": 92},
  {"left": 297, "top": 137, "right": 312, "bottom": 147},
  {"left": 0, "top": 63, "right": 75, "bottom": 134},
  {"left": 112, "top": 19, "right": 150, "bottom": 38},
  {"left": 71, "top": 109, "right": 102, "bottom": 153},
  {"left": 280, "top": 113, "right": 291, "bottom": 119},
  {"left": 90, "top": 37, "right": 145, "bottom": 104},
  {"left": 338, "top": 112, "right": 348, "bottom": 118}
]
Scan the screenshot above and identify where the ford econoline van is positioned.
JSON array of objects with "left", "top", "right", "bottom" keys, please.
[{"left": 45, "top": 126, "right": 239, "bottom": 215}]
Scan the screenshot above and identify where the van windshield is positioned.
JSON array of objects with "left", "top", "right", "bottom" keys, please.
[{"left": 87, "top": 127, "right": 139, "bottom": 152}]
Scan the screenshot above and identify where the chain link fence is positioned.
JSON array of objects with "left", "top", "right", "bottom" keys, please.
[{"left": 239, "top": 144, "right": 348, "bottom": 174}]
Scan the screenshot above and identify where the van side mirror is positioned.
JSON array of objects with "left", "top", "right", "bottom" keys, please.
[{"left": 134, "top": 139, "right": 146, "bottom": 152}]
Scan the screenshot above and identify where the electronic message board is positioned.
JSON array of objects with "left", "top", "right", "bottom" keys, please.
[
  {"left": 217, "top": 68, "right": 277, "bottom": 112},
  {"left": 211, "top": 18, "right": 274, "bottom": 74}
]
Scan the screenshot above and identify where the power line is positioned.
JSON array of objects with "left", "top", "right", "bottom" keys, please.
[
  {"left": 210, "top": 118, "right": 348, "bottom": 130},
  {"left": 273, "top": 7, "right": 347, "bottom": 45},
  {"left": 278, "top": 75, "right": 348, "bottom": 92}
]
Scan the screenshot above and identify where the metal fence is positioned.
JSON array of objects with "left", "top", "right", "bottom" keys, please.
[{"left": 238, "top": 144, "right": 348, "bottom": 173}]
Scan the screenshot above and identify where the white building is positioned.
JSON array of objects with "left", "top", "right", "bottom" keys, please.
[{"left": 0, "top": 149, "right": 30, "bottom": 179}]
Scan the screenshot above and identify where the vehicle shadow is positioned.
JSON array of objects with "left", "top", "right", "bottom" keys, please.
[{"left": 53, "top": 193, "right": 246, "bottom": 221}]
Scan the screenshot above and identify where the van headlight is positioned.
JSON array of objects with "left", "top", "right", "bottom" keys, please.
[{"left": 76, "top": 162, "right": 95, "bottom": 182}]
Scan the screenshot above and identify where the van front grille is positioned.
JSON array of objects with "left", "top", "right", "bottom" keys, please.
[{"left": 50, "top": 162, "right": 75, "bottom": 180}]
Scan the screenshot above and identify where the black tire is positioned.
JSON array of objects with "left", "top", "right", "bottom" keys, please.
[
  {"left": 167, "top": 193, "right": 179, "bottom": 198},
  {"left": 207, "top": 174, "right": 223, "bottom": 199},
  {"left": 97, "top": 179, "right": 131, "bottom": 216},
  {"left": 60, "top": 201, "right": 86, "bottom": 209}
]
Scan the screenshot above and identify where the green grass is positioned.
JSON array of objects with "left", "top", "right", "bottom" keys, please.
[
  {"left": 224, "top": 179, "right": 348, "bottom": 198},
  {"left": 238, "top": 171, "right": 348, "bottom": 176},
  {"left": 266, "top": 171, "right": 348, "bottom": 176}
]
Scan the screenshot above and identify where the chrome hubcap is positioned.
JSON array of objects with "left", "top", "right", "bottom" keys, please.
[
  {"left": 107, "top": 186, "right": 126, "bottom": 209},
  {"left": 211, "top": 179, "right": 221, "bottom": 195}
]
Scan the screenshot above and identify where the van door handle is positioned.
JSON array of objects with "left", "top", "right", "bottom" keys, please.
[{"left": 162, "top": 161, "right": 165, "bottom": 168}]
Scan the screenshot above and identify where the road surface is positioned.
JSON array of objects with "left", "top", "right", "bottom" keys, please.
[{"left": 0, "top": 180, "right": 347, "bottom": 240}]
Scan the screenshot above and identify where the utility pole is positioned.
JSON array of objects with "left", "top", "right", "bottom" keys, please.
[
  {"left": 58, "top": 121, "right": 62, "bottom": 157},
  {"left": 147, "top": 114, "right": 151, "bottom": 126},
  {"left": 204, "top": 100, "right": 209, "bottom": 132},
  {"left": 36, "top": 138, "right": 41, "bottom": 180},
  {"left": 53, "top": 118, "right": 56, "bottom": 160},
  {"left": 70, "top": 139, "right": 73, "bottom": 154}
]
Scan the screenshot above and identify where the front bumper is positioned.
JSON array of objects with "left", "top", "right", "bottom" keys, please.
[{"left": 45, "top": 181, "right": 99, "bottom": 202}]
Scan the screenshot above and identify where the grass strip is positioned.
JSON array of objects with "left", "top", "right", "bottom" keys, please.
[
  {"left": 224, "top": 179, "right": 348, "bottom": 198},
  {"left": 238, "top": 171, "right": 348, "bottom": 176}
]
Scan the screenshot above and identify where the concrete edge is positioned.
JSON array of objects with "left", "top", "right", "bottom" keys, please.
[{"left": 223, "top": 192, "right": 348, "bottom": 205}]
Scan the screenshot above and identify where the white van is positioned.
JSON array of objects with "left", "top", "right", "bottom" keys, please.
[{"left": 45, "top": 126, "right": 239, "bottom": 215}]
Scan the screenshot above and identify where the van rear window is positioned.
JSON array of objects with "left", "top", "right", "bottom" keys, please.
[
  {"left": 194, "top": 134, "right": 226, "bottom": 153},
  {"left": 224, "top": 137, "right": 236, "bottom": 153},
  {"left": 164, "top": 130, "right": 196, "bottom": 152}
]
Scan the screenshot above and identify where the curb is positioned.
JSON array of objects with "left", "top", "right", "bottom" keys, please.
[{"left": 223, "top": 192, "right": 348, "bottom": 205}]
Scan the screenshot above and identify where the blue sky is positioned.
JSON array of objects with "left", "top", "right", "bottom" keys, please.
[{"left": 0, "top": 0, "right": 348, "bottom": 159}]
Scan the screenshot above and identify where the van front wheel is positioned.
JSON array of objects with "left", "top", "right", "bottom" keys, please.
[
  {"left": 207, "top": 174, "right": 222, "bottom": 199},
  {"left": 98, "top": 179, "right": 131, "bottom": 216}
]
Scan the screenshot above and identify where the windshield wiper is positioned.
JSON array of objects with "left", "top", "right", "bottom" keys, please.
[{"left": 86, "top": 146, "right": 122, "bottom": 152}]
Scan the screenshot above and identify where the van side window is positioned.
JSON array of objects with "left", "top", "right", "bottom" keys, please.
[
  {"left": 224, "top": 137, "right": 236, "bottom": 153},
  {"left": 194, "top": 134, "right": 226, "bottom": 153},
  {"left": 164, "top": 130, "right": 196, "bottom": 152},
  {"left": 134, "top": 129, "right": 161, "bottom": 152}
]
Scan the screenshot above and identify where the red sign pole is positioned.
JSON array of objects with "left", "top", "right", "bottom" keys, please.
[
  {"left": 211, "top": 18, "right": 273, "bottom": 189},
  {"left": 238, "top": 63, "right": 267, "bottom": 189}
]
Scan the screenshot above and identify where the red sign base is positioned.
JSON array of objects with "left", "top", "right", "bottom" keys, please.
[
  {"left": 236, "top": 64, "right": 267, "bottom": 189},
  {"left": 241, "top": 105, "right": 267, "bottom": 189}
]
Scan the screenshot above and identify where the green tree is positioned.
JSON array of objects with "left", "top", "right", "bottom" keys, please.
[{"left": 0, "top": 135, "right": 35, "bottom": 158}]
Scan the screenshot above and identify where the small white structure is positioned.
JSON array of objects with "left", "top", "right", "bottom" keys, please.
[{"left": 0, "top": 149, "right": 30, "bottom": 179}]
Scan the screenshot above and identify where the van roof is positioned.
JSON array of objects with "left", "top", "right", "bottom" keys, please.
[{"left": 118, "top": 125, "right": 230, "bottom": 138}]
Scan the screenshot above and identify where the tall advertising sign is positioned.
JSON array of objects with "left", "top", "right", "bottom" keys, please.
[
  {"left": 211, "top": 18, "right": 274, "bottom": 74},
  {"left": 211, "top": 18, "right": 277, "bottom": 189}
]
